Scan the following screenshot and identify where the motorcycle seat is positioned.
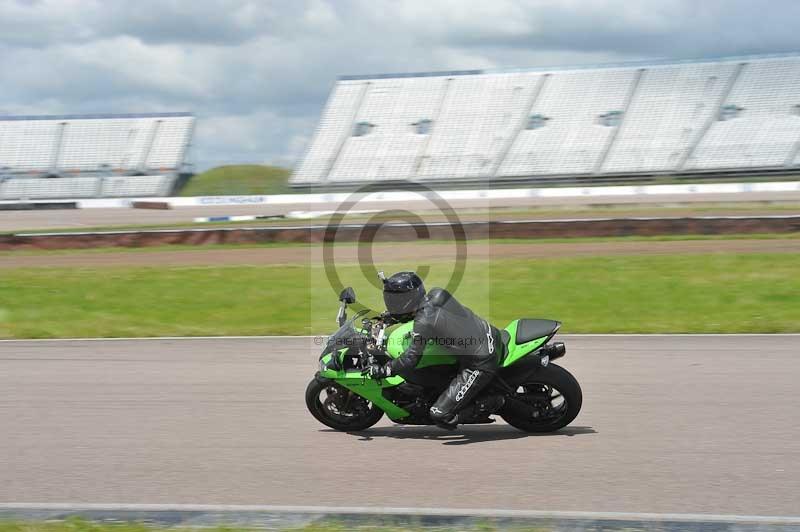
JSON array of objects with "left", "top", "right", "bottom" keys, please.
[{"left": 515, "top": 319, "right": 560, "bottom": 344}]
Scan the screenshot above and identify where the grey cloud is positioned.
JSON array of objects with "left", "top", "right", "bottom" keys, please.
[
  {"left": 0, "top": 0, "right": 799, "bottom": 170},
  {"left": 368, "top": 0, "right": 800, "bottom": 60},
  {"left": 0, "top": 0, "right": 301, "bottom": 47}
]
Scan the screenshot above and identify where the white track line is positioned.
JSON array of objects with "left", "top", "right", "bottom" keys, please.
[
  {"left": 0, "top": 503, "right": 799, "bottom": 524},
  {"left": 1, "top": 333, "right": 799, "bottom": 343}
]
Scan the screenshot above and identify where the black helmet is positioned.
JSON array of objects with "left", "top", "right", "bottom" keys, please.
[{"left": 383, "top": 271, "right": 426, "bottom": 321}]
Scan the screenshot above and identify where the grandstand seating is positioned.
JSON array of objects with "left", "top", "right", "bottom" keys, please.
[
  {"left": 498, "top": 67, "right": 638, "bottom": 177},
  {"left": 328, "top": 76, "right": 450, "bottom": 182},
  {"left": 602, "top": 62, "right": 739, "bottom": 173},
  {"left": 292, "top": 83, "right": 366, "bottom": 185},
  {"left": 0, "top": 175, "right": 175, "bottom": 200},
  {"left": 685, "top": 57, "right": 800, "bottom": 170},
  {"left": 417, "top": 72, "right": 538, "bottom": 180},
  {"left": 292, "top": 55, "right": 800, "bottom": 186},
  {"left": 1, "top": 176, "right": 99, "bottom": 200},
  {"left": 0, "top": 112, "right": 193, "bottom": 200}
]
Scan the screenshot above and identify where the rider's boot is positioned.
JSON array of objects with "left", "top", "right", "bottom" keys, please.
[
  {"left": 446, "top": 395, "right": 505, "bottom": 426},
  {"left": 429, "top": 368, "right": 494, "bottom": 430}
]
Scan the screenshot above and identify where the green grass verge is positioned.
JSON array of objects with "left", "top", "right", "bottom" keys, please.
[
  {"left": 180, "top": 165, "right": 291, "bottom": 196},
  {"left": 1, "top": 253, "right": 798, "bottom": 338}
]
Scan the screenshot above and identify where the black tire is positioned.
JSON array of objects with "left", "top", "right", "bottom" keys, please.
[
  {"left": 305, "top": 376, "right": 384, "bottom": 432},
  {"left": 500, "top": 363, "right": 582, "bottom": 433}
]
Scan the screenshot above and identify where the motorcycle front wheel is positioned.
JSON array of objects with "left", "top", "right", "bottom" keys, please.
[{"left": 305, "top": 376, "right": 384, "bottom": 431}]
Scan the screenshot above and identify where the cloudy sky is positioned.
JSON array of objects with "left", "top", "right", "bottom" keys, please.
[{"left": 1, "top": 0, "right": 799, "bottom": 171}]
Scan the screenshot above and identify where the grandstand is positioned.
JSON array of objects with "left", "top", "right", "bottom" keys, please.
[
  {"left": 292, "top": 54, "right": 800, "bottom": 187},
  {"left": 0, "top": 112, "right": 194, "bottom": 200}
]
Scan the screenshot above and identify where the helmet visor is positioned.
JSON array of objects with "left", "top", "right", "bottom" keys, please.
[{"left": 384, "top": 289, "right": 423, "bottom": 317}]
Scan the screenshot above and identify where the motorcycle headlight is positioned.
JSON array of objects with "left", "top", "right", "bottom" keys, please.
[{"left": 320, "top": 359, "right": 327, "bottom": 372}]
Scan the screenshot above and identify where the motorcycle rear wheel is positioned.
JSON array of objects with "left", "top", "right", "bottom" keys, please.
[
  {"left": 305, "top": 376, "right": 384, "bottom": 431},
  {"left": 500, "top": 363, "right": 582, "bottom": 433}
]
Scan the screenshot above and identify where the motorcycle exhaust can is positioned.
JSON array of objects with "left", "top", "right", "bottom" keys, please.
[{"left": 540, "top": 342, "right": 566, "bottom": 361}]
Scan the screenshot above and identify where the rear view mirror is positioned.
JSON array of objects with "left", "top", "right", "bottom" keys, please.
[{"left": 339, "top": 287, "right": 356, "bottom": 304}]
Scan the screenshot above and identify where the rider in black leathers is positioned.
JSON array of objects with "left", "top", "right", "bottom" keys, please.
[{"left": 368, "top": 271, "right": 504, "bottom": 429}]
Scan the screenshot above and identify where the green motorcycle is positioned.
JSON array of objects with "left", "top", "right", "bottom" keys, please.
[{"left": 306, "top": 285, "right": 582, "bottom": 432}]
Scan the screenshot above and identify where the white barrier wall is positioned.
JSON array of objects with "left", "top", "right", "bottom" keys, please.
[{"left": 8, "top": 180, "right": 788, "bottom": 209}]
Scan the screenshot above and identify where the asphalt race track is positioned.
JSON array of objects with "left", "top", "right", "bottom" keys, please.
[{"left": 1, "top": 335, "right": 798, "bottom": 517}]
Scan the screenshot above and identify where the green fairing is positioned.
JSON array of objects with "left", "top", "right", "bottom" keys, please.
[
  {"left": 340, "top": 377, "right": 409, "bottom": 420},
  {"left": 319, "top": 365, "right": 410, "bottom": 419},
  {"left": 501, "top": 319, "right": 549, "bottom": 367}
]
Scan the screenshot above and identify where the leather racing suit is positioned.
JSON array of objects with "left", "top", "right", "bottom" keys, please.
[{"left": 386, "top": 287, "right": 503, "bottom": 424}]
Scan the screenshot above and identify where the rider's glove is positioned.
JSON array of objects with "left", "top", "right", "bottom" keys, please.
[
  {"left": 365, "top": 364, "right": 391, "bottom": 379},
  {"left": 379, "top": 311, "right": 397, "bottom": 325}
]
